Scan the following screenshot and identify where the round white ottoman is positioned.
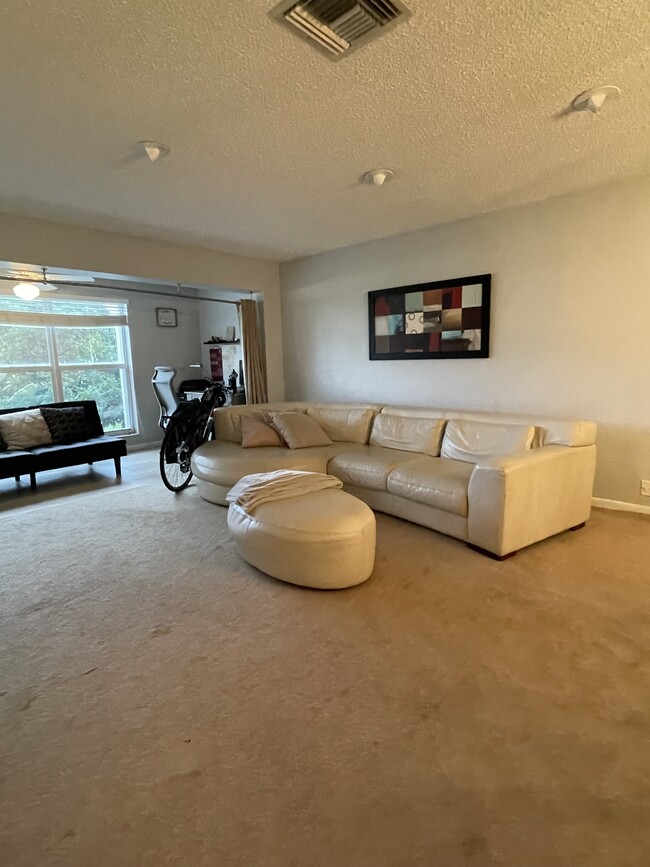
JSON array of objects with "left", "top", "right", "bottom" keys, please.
[{"left": 227, "top": 488, "right": 376, "bottom": 589}]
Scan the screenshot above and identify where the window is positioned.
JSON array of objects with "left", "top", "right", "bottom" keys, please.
[{"left": 0, "top": 295, "right": 138, "bottom": 434}]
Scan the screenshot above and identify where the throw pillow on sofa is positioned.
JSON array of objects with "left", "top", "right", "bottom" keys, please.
[
  {"left": 227, "top": 409, "right": 305, "bottom": 443},
  {"left": 240, "top": 413, "right": 284, "bottom": 448},
  {"left": 370, "top": 413, "right": 446, "bottom": 456},
  {"left": 441, "top": 419, "right": 535, "bottom": 463},
  {"left": 269, "top": 412, "right": 332, "bottom": 449},
  {"left": 0, "top": 409, "right": 54, "bottom": 451},
  {"left": 40, "top": 406, "right": 94, "bottom": 445},
  {"left": 0, "top": 430, "right": 7, "bottom": 452}
]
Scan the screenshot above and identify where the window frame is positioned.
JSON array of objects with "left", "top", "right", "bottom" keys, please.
[{"left": 0, "top": 298, "right": 138, "bottom": 435}]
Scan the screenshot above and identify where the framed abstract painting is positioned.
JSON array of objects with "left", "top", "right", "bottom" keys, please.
[{"left": 368, "top": 273, "right": 491, "bottom": 360}]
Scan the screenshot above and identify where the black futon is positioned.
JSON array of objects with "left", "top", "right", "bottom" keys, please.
[{"left": 0, "top": 400, "right": 127, "bottom": 491}]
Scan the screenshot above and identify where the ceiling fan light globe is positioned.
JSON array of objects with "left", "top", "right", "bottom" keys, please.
[{"left": 13, "top": 282, "right": 40, "bottom": 300}]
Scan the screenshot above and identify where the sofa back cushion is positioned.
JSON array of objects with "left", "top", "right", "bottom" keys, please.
[
  {"left": 307, "top": 407, "right": 375, "bottom": 444},
  {"left": 382, "top": 405, "right": 596, "bottom": 448},
  {"left": 370, "top": 413, "right": 446, "bottom": 456},
  {"left": 441, "top": 419, "right": 535, "bottom": 464},
  {"left": 269, "top": 411, "right": 332, "bottom": 449},
  {"left": 40, "top": 406, "right": 94, "bottom": 445},
  {"left": 0, "top": 409, "right": 54, "bottom": 451}
]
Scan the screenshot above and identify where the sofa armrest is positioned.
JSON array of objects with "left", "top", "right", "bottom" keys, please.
[{"left": 467, "top": 445, "right": 597, "bottom": 556}]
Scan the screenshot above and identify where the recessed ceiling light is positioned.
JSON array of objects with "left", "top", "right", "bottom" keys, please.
[
  {"left": 362, "top": 169, "right": 395, "bottom": 186},
  {"left": 572, "top": 86, "right": 620, "bottom": 114},
  {"left": 138, "top": 140, "right": 171, "bottom": 162}
]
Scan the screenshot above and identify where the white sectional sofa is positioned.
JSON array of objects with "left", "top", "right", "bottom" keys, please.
[{"left": 191, "top": 403, "right": 597, "bottom": 559}]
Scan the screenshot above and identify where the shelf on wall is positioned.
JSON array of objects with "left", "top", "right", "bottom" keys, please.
[{"left": 203, "top": 340, "right": 241, "bottom": 345}]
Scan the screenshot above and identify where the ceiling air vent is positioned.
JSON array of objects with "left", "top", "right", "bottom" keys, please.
[{"left": 272, "top": 0, "right": 412, "bottom": 60}]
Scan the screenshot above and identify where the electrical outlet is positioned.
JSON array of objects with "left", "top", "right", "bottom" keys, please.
[{"left": 641, "top": 480, "right": 650, "bottom": 497}]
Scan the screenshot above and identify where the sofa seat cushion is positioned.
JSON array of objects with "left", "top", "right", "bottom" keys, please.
[
  {"left": 327, "top": 445, "right": 423, "bottom": 492},
  {"left": 387, "top": 457, "right": 474, "bottom": 517},
  {"left": 28, "top": 436, "right": 123, "bottom": 455},
  {"left": 192, "top": 441, "right": 337, "bottom": 487},
  {"left": 0, "top": 449, "right": 32, "bottom": 459}
]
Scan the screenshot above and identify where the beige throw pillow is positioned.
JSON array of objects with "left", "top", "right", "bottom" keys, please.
[
  {"left": 269, "top": 411, "right": 332, "bottom": 449},
  {"left": 0, "top": 409, "right": 54, "bottom": 451},
  {"left": 240, "top": 414, "right": 284, "bottom": 448},
  {"left": 226, "top": 408, "right": 307, "bottom": 443}
]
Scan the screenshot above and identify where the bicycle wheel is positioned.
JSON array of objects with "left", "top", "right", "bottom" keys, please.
[{"left": 159, "top": 421, "right": 194, "bottom": 492}]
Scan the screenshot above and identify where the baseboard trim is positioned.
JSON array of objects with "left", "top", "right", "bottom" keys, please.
[
  {"left": 592, "top": 497, "right": 650, "bottom": 515},
  {"left": 128, "top": 441, "right": 160, "bottom": 453}
]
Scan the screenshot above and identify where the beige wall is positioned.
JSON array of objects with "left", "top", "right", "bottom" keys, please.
[
  {"left": 0, "top": 213, "right": 284, "bottom": 403},
  {"left": 281, "top": 176, "right": 650, "bottom": 507}
]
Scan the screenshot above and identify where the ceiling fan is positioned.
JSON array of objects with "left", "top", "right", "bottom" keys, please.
[{"left": 1, "top": 266, "right": 95, "bottom": 300}]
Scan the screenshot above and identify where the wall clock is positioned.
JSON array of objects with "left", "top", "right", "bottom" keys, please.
[{"left": 156, "top": 307, "right": 177, "bottom": 328}]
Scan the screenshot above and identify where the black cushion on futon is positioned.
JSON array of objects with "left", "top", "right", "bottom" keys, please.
[
  {"left": 38, "top": 400, "right": 104, "bottom": 437},
  {"left": 40, "top": 405, "right": 94, "bottom": 444}
]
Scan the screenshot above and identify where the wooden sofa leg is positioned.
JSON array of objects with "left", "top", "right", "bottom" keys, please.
[
  {"left": 30, "top": 472, "right": 37, "bottom": 491},
  {"left": 467, "top": 543, "right": 517, "bottom": 561},
  {"left": 569, "top": 522, "right": 586, "bottom": 531},
  {"left": 114, "top": 456, "right": 122, "bottom": 477}
]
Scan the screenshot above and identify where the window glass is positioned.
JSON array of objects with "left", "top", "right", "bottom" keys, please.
[
  {"left": 0, "top": 325, "right": 49, "bottom": 366},
  {"left": 0, "top": 296, "right": 136, "bottom": 434},
  {"left": 55, "top": 327, "right": 120, "bottom": 364},
  {"left": 61, "top": 368, "right": 126, "bottom": 431},
  {"left": 0, "top": 371, "right": 54, "bottom": 407}
]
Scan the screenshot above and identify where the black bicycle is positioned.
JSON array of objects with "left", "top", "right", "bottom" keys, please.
[{"left": 159, "top": 382, "right": 229, "bottom": 491}]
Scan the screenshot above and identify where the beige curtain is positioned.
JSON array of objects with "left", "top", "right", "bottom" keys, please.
[{"left": 239, "top": 299, "right": 268, "bottom": 404}]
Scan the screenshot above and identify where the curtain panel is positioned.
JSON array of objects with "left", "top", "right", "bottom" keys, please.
[{"left": 239, "top": 299, "right": 268, "bottom": 404}]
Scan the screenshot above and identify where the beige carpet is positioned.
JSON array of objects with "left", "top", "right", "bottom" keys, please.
[{"left": 1, "top": 451, "right": 650, "bottom": 867}]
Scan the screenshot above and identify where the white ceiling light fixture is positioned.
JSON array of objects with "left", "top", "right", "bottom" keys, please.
[
  {"left": 13, "top": 282, "right": 41, "bottom": 300},
  {"left": 362, "top": 168, "right": 395, "bottom": 186},
  {"left": 4, "top": 266, "right": 96, "bottom": 300},
  {"left": 138, "top": 140, "right": 171, "bottom": 162},
  {"left": 572, "top": 86, "right": 620, "bottom": 114}
]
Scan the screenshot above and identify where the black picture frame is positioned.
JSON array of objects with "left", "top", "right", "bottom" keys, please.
[{"left": 368, "top": 273, "right": 491, "bottom": 360}]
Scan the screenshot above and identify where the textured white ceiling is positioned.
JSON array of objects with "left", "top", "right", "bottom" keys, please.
[{"left": 0, "top": 0, "right": 648, "bottom": 260}]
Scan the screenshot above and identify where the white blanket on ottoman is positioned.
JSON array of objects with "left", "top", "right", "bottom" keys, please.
[{"left": 226, "top": 470, "right": 342, "bottom": 514}]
